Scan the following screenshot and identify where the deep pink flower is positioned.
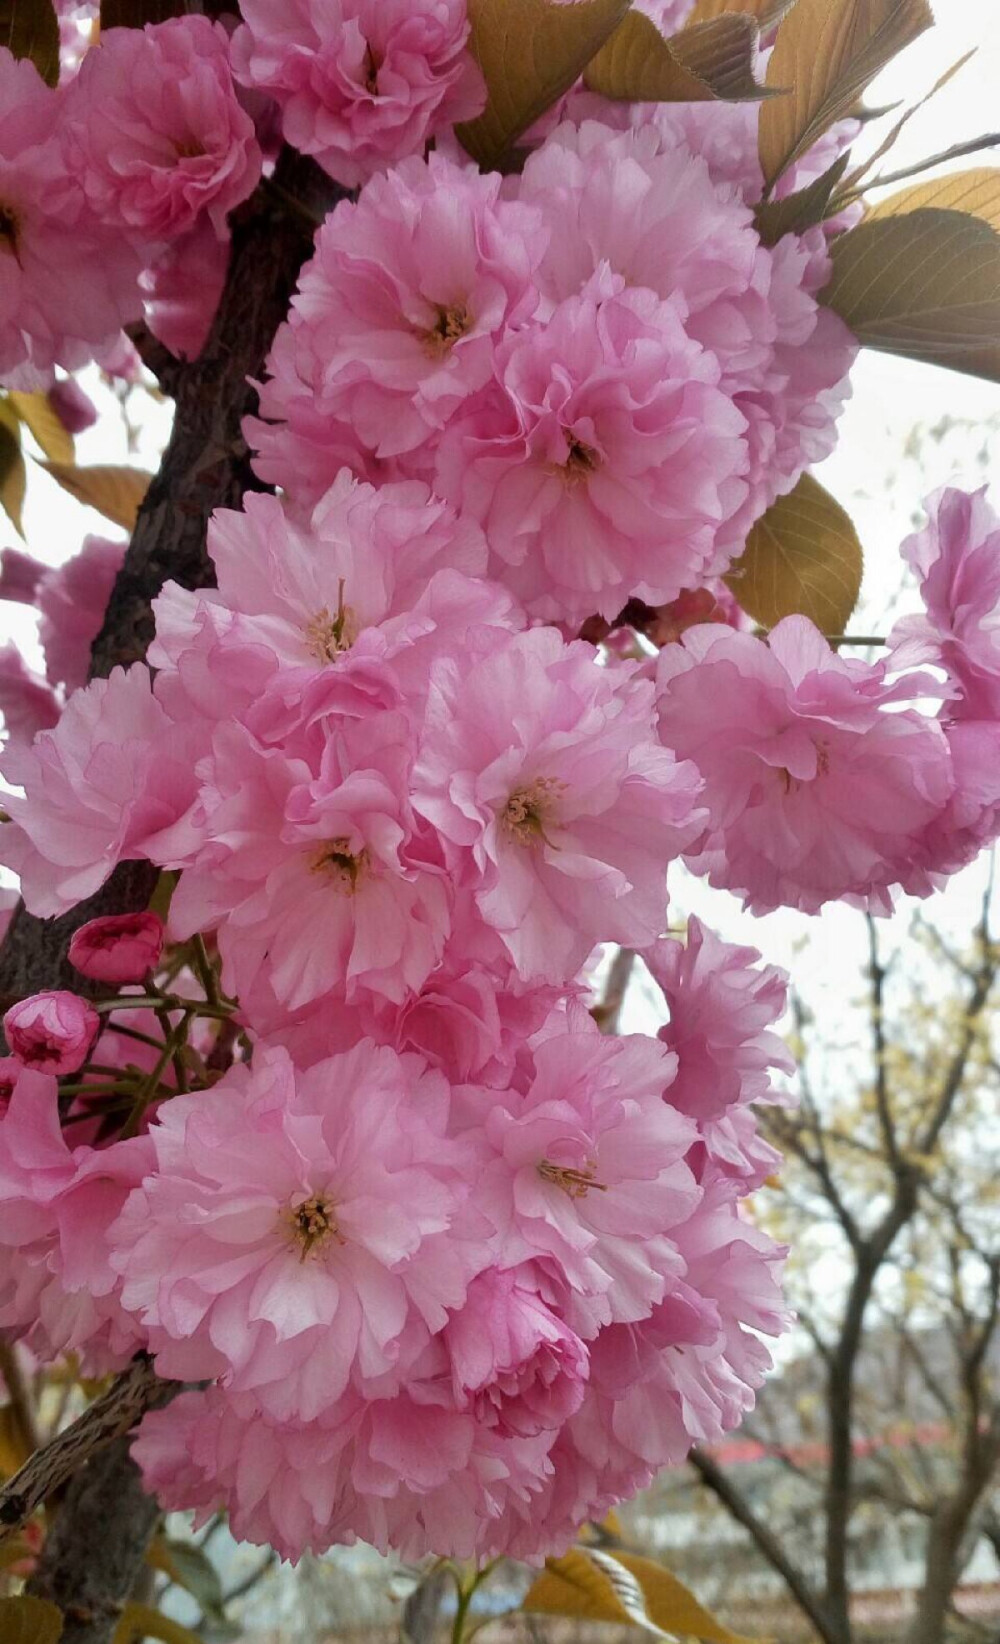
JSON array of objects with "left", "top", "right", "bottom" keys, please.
[
  {"left": 434, "top": 272, "right": 748, "bottom": 622},
  {"left": 111, "top": 1042, "right": 485, "bottom": 1420},
  {"left": 230, "top": 0, "right": 485, "bottom": 189},
  {"left": 4, "top": 991, "right": 99, "bottom": 1075},
  {"left": 250, "top": 155, "right": 547, "bottom": 496},
  {"left": 69, "top": 912, "right": 164, "bottom": 984},
  {"left": 36, "top": 535, "right": 126, "bottom": 692},
  {"left": 62, "top": 18, "right": 261, "bottom": 245},
  {"left": 646, "top": 917, "right": 793, "bottom": 1122},
  {"left": 48, "top": 377, "right": 98, "bottom": 435},
  {"left": 443, "top": 1267, "right": 589, "bottom": 1437},
  {"left": 413, "top": 625, "right": 704, "bottom": 982},
  {"left": 656, "top": 616, "right": 955, "bottom": 914},
  {"left": 0, "top": 664, "right": 199, "bottom": 917},
  {"left": 0, "top": 49, "right": 143, "bottom": 384}
]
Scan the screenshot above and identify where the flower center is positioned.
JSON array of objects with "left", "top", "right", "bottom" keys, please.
[
  {"left": 303, "top": 582, "right": 359, "bottom": 662},
  {"left": 538, "top": 1159, "right": 607, "bottom": 1200},
  {"left": 502, "top": 778, "right": 566, "bottom": 846},
  {"left": 312, "top": 838, "right": 367, "bottom": 892},
  {"left": 285, "top": 1193, "right": 341, "bottom": 1260},
  {"left": 0, "top": 203, "right": 21, "bottom": 259},
  {"left": 362, "top": 42, "right": 382, "bottom": 94},
  {"left": 561, "top": 436, "right": 599, "bottom": 484},
  {"left": 173, "top": 138, "right": 207, "bottom": 161},
  {"left": 421, "top": 302, "right": 472, "bottom": 359}
]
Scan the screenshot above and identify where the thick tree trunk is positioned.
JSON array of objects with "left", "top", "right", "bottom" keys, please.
[{"left": 0, "top": 147, "right": 341, "bottom": 1642}]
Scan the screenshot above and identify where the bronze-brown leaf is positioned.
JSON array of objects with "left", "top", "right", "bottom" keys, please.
[
  {"left": 585, "top": 11, "right": 775, "bottom": 103},
  {"left": 456, "top": 0, "right": 632, "bottom": 171},
  {"left": 758, "top": 0, "right": 933, "bottom": 190}
]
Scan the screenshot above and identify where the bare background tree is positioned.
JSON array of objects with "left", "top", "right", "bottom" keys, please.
[{"left": 629, "top": 878, "right": 1000, "bottom": 1644}]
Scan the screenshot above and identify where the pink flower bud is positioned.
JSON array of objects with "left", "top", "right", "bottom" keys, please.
[
  {"left": 48, "top": 379, "right": 98, "bottom": 436},
  {"left": 4, "top": 991, "right": 100, "bottom": 1076},
  {"left": 68, "top": 911, "right": 165, "bottom": 984}
]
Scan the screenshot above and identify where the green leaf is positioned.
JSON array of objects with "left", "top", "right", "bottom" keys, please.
[
  {"left": 754, "top": 152, "right": 851, "bottom": 244},
  {"left": 584, "top": 11, "right": 775, "bottom": 103},
  {"left": 149, "top": 1537, "right": 225, "bottom": 1615},
  {"left": 599, "top": 1551, "right": 767, "bottom": 1644},
  {"left": 0, "top": 1596, "right": 64, "bottom": 1644},
  {"left": 0, "top": 404, "right": 27, "bottom": 537},
  {"left": 39, "top": 461, "right": 151, "bottom": 530},
  {"left": 455, "top": 0, "right": 632, "bottom": 170},
  {"left": 112, "top": 1604, "right": 203, "bottom": 1644},
  {"left": 758, "top": 0, "right": 933, "bottom": 190},
  {"left": 0, "top": 0, "right": 60, "bottom": 86},
  {"left": 821, "top": 207, "right": 1000, "bottom": 383},
  {"left": 8, "top": 391, "right": 74, "bottom": 464},
  {"left": 724, "top": 473, "right": 863, "bottom": 632}
]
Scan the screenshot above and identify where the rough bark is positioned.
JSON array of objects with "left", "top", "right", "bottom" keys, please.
[
  {"left": 0, "top": 145, "right": 341, "bottom": 1642},
  {"left": 0, "top": 148, "right": 341, "bottom": 1016},
  {"left": 25, "top": 1437, "right": 162, "bottom": 1644}
]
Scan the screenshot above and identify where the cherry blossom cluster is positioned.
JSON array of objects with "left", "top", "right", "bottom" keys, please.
[{"left": 1, "top": 0, "right": 1000, "bottom": 1572}]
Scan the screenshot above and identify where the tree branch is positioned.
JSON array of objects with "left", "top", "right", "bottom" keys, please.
[
  {"left": 688, "top": 1447, "right": 841, "bottom": 1644},
  {"left": 0, "top": 147, "right": 342, "bottom": 1644},
  {"left": 0, "top": 1356, "right": 167, "bottom": 1542}
]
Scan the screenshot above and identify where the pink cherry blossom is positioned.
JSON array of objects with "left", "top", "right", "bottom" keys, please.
[
  {"left": 135, "top": 1383, "right": 558, "bottom": 1563},
  {"left": 656, "top": 616, "right": 955, "bottom": 915},
  {"left": 435, "top": 272, "right": 748, "bottom": 622},
  {"left": 0, "top": 49, "right": 143, "bottom": 384},
  {"left": 230, "top": 0, "right": 485, "bottom": 189},
  {"left": 111, "top": 1041, "right": 484, "bottom": 1421},
  {"left": 36, "top": 535, "right": 126, "bottom": 692},
  {"left": 68, "top": 911, "right": 164, "bottom": 984},
  {"left": 250, "top": 155, "right": 548, "bottom": 496},
  {"left": 413, "top": 625, "right": 704, "bottom": 982},
  {"left": 62, "top": 18, "right": 261, "bottom": 246},
  {"left": 890, "top": 486, "right": 1000, "bottom": 721},
  {"left": 646, "top": 917, "right": 793, "bottom": 1122},
  {"left": 443, "top": 1266, "right": 589, "bottom": 1438},
  {"left": 515, "top": 119, "right": 856, "bottom": 566},
  {"left": 48, "top": 376, "right": 98, "bottom": 434},
  {"left": 140, "top": 218, "right": 229, "bottom": 361},
  {"left": 0, "top": 546, "right": 45, "bottom": 605},
  {"left": 4, "top": 991, "right": 99, "bottom": 1075},
  {"left": 0, "top": 664, "right": 199, "bottom": 917},
  {"left": 0, "top": 645, "right": 60, "bottom": 750},
  {"left": 162, "top": 710, "right": 451, "bottom": 1014},
  {"left": 471, "top": 1017, "right": 700, "bottom": 1331},
  {"left": 0, "top": 1066, "right": 151, "bottom": 1369},
  {"left": 150, "top": 470, "right": 496, "bottom": 726}
]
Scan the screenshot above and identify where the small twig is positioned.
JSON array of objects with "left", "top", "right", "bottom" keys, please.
[
  {"left": 0, "top": 1355, "right": 169, "bottom": 1542},
  {"left": 0, "top": 1341, "right": 40, "bottom": 1457}
]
